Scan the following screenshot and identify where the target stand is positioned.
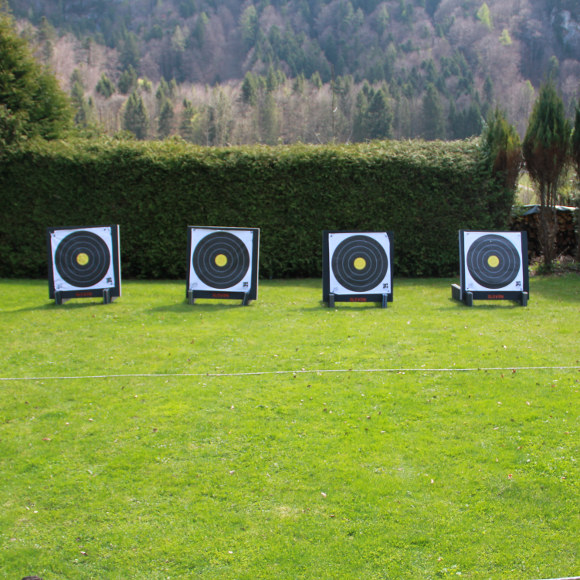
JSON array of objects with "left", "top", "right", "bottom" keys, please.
[
  {"left": 323, "top": 231, "right": 393, "bottom": 308},
  {"left": 452, "top": 230, "right": 528, "bottom": 307},
  {"left": 47, "top": 225, "right": 121, "bottom": 305},
  {"left": 186, "top": 226, "right": 260, "bottom": 305}
]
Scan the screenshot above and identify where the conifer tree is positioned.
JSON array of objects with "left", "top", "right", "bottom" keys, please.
[
  {"left": 241, "top": 72, "right": 259, "bottom": 106},
  {"left": 476, "top": 2, "right": 493, "bottom": 30},
  {"left": 573, "top": 103, "right": 580, "bottom": 178},
  {"left": 96, "top": 73, "right": 115, "bottom": 98},
  {"left": 523, "top": 81, "right": 571, "bottom": 268},
  {"left": 179, "top": 99, "right": 196, "bottom": 142},
  {"left": 158, "top": 99, "right": 174, "bottom": 138},
  {"left": 118, "top": 66, "right": 138, "bottom": 94},
  {"left": 71, "top": 81, "right": 94, "bottom": 127},
  {"left": 422, "top": 83, "right": 445, "bottom": 140},
  {"left": 120, "top": 31, "right": 140, "bottom": 71},
  {"left": 353, "top": 84, "right": 392, "bottom": 141},
  {"left": 191, "top": 12, "right": 208, "bottom": 48},
  {"left": 260, "top": 91, "right": 279, "bottom": 145},
  {"left": 0, "top": 4, "right": 72, "bottom": 146},
  {"left": 366, "top": 86, "right": 393, "bottom": 140},
  {"left": 572, "top": 103, "right": 580, "bottom": 260},
  {"left": 481, "top": 107, "right": 522, "bottom": 226},
  {"left": 240, "top": 5, "right": 258, "bottom": 50},
  {"left": 123, "top": 91, "right": 149, "bottom": 139},
  {"left": 464, "top": 100, "right": 483, "bottom": 137},
  {"left": 292, "top": 74, "right": 305, "bottom": 96},
  {"left": 352, "top": 82, "right": 371, "bottom": 141},
  {"left": 207, "top": 87, "right": 232, "bottom": 146}
]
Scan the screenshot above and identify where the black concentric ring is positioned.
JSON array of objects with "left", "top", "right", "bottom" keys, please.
[
  {"left": 54, "top": 230, "right": 111, "bottom": 288},
  {"left": 331, "top": 235, "right": 389, "bottom": 292},
  {"left": 466, "top": 234, "right": 520, "bottom": 289},
  {"left": 192, "top": 231, "right": 250, "bottom": 289}
]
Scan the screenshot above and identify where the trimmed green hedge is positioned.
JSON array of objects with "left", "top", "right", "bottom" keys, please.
[{"left": 0, "top": 138, "right": 514, "bottom": 279}]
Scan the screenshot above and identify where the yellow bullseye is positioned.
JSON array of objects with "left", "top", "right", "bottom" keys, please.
[
  {"left": 487, "top": 255, "right": 500, "bottom": 268},
  {"left": 215, "top": 253, "right": 228, "bottom": 268},
  {"left": 76, "top": 252, "right": 90, "bottom": 266},
  {"left": 353, "top": 257, "right": 367, "bottom": 270}
]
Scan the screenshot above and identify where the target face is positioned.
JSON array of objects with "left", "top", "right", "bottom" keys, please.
[
  {"left": 327, "top": 232, "right": 392, "bottom": 295},
  {"left": 462, "top": 231, "right": 525, "bottom": 292},
  {"left": 48, "top": 226, "right": 120, "bottom": 294},
  {"left": 187, "top": 227, "right": 259, "bottom": 295}
]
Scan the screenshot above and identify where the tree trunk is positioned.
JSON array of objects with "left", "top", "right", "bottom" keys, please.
[{"left": 538, "top": 205, "right": 557, "bottom": 267}]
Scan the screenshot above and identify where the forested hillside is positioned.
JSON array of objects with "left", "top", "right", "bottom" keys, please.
[{"left": 6, "top": 0, "right": 580, "bottom": 143}]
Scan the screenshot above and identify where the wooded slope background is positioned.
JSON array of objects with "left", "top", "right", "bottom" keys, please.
[{"left": 6, "top": 0, "right": 580, "bottom": 143}]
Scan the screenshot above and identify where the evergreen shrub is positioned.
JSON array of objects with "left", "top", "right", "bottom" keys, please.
[{"left": 0, "top": 137, "right": 515, "bottom": 279}]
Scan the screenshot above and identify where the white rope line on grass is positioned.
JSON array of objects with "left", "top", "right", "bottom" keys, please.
[{"left": 0, "top": 365, "right": 578, "bottom": 382}]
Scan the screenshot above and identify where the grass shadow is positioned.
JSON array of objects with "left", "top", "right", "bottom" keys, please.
[
  {"left": 1, "top": 300, "right": 115, "bottom": 313},
  {"left": 150, "top": 300, "right": 251, "bottom": 313},
  {"left": 299, "top": 299, "right": 389, "bottom": 311},
  {"left": 436, "top": 297, "right": 528, "bottom": 311}
]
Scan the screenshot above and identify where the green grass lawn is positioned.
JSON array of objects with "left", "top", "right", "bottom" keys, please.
[{"left": 0, "top": 277, "right": 578, "bottom": 579}]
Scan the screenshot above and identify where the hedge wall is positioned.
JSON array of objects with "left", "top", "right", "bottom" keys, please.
[{"left": 0, "top": 138, "right": 514, "bottom": 279}]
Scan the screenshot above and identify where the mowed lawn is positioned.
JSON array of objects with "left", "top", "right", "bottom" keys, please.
[{"left": 0, "top": 277, "right": 578, "bottom": 579}]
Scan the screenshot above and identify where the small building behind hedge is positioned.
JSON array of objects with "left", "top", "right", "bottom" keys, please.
[{"left": 510, "top": 205, "right": 579, "bottom": 261}]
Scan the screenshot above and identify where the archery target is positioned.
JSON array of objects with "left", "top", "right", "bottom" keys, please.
[
  {"left": 462, "top": 231, "right": 525, "bottom": 292},
  {"left": 188, "top": 228, "right": 257, "bottom": 293},
  {"left": 49, "top": 226, "right": 119, "bottom": 292},
  {"left": 327, "top": 232, "right": 392, "bottom": 295}
]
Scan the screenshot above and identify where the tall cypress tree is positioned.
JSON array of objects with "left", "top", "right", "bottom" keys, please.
[
  {"left": 572, "top": 103, "right": 580, "bottom": 260},
  {"left": 573, "top": 103, "right": 580, "bottom": 179},
  {"left": 522, "top": 82, "right": 571, "bottom": 268},
  {"left": 483, "top": 108, "right": 522, "bottom": 193},
  {"left": 482, "top": 108, "right": 522, "bottom": 225}
]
